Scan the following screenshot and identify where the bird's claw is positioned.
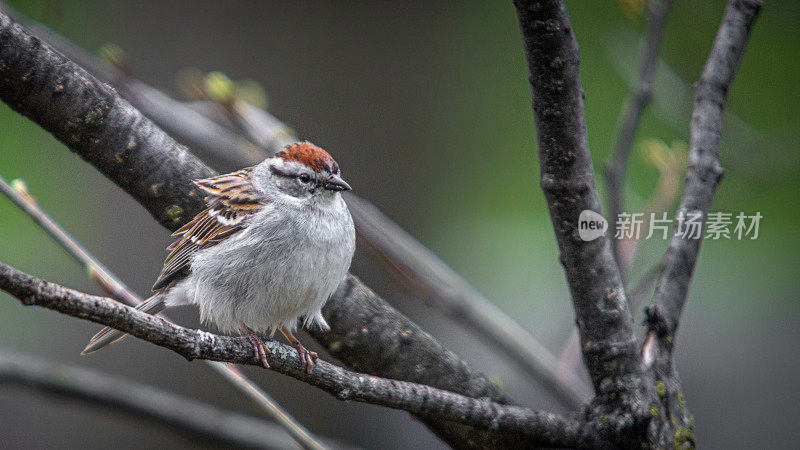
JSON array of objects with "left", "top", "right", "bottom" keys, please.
[
  {"left": 242, "top": 327, "right": 271, "bottom": 369},
  {"left": 292, "top": 341, "right": 318, "bottom": 374}
]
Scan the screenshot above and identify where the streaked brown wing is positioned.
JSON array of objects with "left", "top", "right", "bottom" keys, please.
[
  {"left": 152, "top": 167, "right": 265, "bottom": 291},
  {"left": 192, "top": 168, "right": 265, "bottom": 212}
]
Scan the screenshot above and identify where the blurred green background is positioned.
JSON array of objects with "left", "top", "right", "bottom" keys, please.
[{"left": 0, "top": 1, "right": 797, "bottom": 448}]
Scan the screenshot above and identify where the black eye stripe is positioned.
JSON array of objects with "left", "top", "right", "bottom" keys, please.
[{"left": 270, "top": 164, "right": 315, "bottom": 183}]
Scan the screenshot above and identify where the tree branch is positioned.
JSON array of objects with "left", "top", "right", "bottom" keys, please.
[
  {"left": 0, "top": 11, "right": 533, "bottom": 447},
  {"left": 556, "top": 0, "right": 673, "bottom": 388},
  {"left": 0, "top": 262, "right": 601, "bottom": 449},
  {"left": 1, "top": 1, "right": 271, "bottom": 172},
  {"left": 0, "top": 1, "right": 589, "bottom": 408},
  {"left": 0, "top": 350, "right": 349, "bottom": 450},
  {"left": 513, "top": 0, "right": 643, "bottom": 398},
  {"left": 196, "top": 82, "right": 592, "bottom": 407},
  {"left": 343, "top": 194, "right": 590, "bottom": 407},
  {"left": 0, "top": 174, "right": 326, "bottom": 450},
  {"left": 646, "top": 0, "right": 762, "bottom": 357},
  {"left": 177, "top": 74, "right": 591, "bottom": 407},
  {"left": 633, "top": 2, "right": 762, "bottom": 446},
  {"left": 605, "top": 0, "right": 672, "bottom": 270}
]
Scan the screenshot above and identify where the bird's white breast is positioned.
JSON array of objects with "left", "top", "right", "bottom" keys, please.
[{"left": 166, "top": 196, "right": 355, "bottom": 335}]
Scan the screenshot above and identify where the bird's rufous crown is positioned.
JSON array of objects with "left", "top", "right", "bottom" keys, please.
[{"left": 276, "top": 142, "right": 340, "bottom": 175}]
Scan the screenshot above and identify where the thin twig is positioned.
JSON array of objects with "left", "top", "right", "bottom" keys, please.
[
  {"left": 605, "top": 0, "right": 673, "bottom": 271},
  {"left": 0, "top": 174, "right": 326, "bottom": 450},
  {"left": 0, "top": 350, "right": 350, "bottom": 450},
  {"left": 646, "top": 0, "right": 762, "bottom": 357},
  {"left": 628, "top": 262, "right": 665, "bottom": 314},
  {"left": 613, "top": 139, "right": 683, "bottom": 272},
  {"left": 207, "top": 364, "right": 327, "bottom": 450},
  {"left": 0, "top": 262, "right": 602, "bottom": 449},
  {"left": 0, "top": 1, "right": 588, "bottom": 407},
  {"left": 0, "top": 178, "right": 139, "bottom": 307}
]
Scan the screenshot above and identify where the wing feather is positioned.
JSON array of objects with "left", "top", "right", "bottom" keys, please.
[{"left": 152, "top": 167, "right": 265, "bottom": 291}]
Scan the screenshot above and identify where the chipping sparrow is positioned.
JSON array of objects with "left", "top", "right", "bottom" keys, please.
[{"left": 83, "top": 142, "right": 356, "bottom": 373}]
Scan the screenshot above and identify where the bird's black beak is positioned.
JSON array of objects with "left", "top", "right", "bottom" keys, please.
[{"left": 324, "top": 174, "right": 351, "bottom": 191}]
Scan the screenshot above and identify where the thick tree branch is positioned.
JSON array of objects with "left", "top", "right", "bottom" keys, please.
[
  {"left": 558, "top": 0, "right": 673, "bottom": 386},
  {"left": 0, "top": 262, "right": 601, "bottom": 449},
  {"left": 0, "top": 350, "right": 349, "bottom": 450},
  {"left": 0, "top": 2, "right": 270, "bottom": 171},
  {"left": 605, "top": 0, "right": 672, "bottom": 270},
  {"left": 0, "top": 2, "right": 589, "bottom": 408},
  {"left": 513, "top": 0, "right": 643, "bottom": 399},
  {"left": 556, "top": 262, "right": 663, "bottom": 385},
  {"left": 646, "top": 0, "right": 761, "bottom": 356},
  {"left": 0, "top": 11, "right": 534, "bottom": 447},
  {"left": 0, "top": 19, "right": 209, "bottom": 228}
]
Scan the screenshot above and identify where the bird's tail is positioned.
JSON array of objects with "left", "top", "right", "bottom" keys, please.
[{"left": 81, "top": 294, "right": 167, "bottom": 355}]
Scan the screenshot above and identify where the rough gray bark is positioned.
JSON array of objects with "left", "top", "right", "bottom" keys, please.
[
  {"left": 0, "top": 261, "right": 600, "bottom": 449},
  {"left": 514, "top": 0, "right": 760, "bottom": 447},
  {"left": 0, "top": 23, "right": 209, "bottom": 229},
  {"left": 513, "top": 0, "right": 644, "bottom": 401},
  {"left": 639, "top": 5, "right": 763, "bottom": 444},
  {"left": 643, "top": 2, "right": 763, "bottom": 444},
  {"left": 558, "top": 0, "right": 674, "bottom": 392},
  {"left": 646, "top": 0, "right": 762, "bottom": 359}
]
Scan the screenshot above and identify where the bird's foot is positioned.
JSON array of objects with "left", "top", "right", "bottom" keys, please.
[
  {"left": 280, "top": 326, "right": 318, "bottom": 374},
  {"left": 292, "top": 341, "right": 318, "bottom": 374},
  {"left": 240, "top": 325, "right": 271, "bottom": 369}
]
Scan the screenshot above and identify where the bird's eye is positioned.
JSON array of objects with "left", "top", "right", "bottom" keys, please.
[{"left": 298, "top": 174, "right": 312, "bottom": 184}]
